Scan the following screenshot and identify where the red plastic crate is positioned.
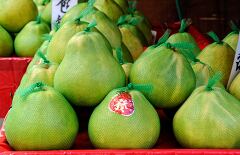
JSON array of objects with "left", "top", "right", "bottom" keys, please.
[{"left": 0, "top": 57, "right": 31, "bottom": 118}]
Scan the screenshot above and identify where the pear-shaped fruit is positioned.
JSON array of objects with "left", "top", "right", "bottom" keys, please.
[
  {"left": 229, "top": 73, "right": 240, "bottom": 100},
  {"left": 124, "top": 14, "right": 152, "bottom": 45},
  {"left": 119, "top": 24, "right": 147, "bottom": 61},
  {"left": 5, "top": 83, "right": 79, "bottom": 150},
  {"left": 81, "top": 9, "right": 122, "bottom": 49},
  {"left": 130, "top": 42, "right": 196, "bottom": 108},
  {"left": 60, "top": 2, "right": 88, "bottom": 26},
  {"left": 20, "top": 58, "right": 58, "bottom": 89},
  {"left": 0, "top": 0, "right": 38, "bottom": 32},
  {"left": 113, "top": 0, "right": 128, "bottom": 13},
  {"left": 46, "top": 20, "right": 90, "bottom": 64},
  {"left": 0, "top": 25, "right": 13, "bottom": 56},
  {"left": 36, "top": 0, "right": 51, "bottom": 14},
  {"left": 41, "top": 1, "right": 52, "bottom": 25},
  {"left": 197, "top": 34, "right": 235, "bottom": 87},
  {"left": 26, "top": 36, "right": 51, "bottom": 72},
  {"left": 54, "top": 31, "right": 125, "bottom": 106},
  {"left": 173, "top": 75, "right": 240, "bottom": 148},
  {"left": 223, "top": 21, "right": 239, "bottom": 51},
  {"left": 93, "top": 0, "right": 124, "bottom": 22},
  {"left": 192, "top": 62, "right": 224, "bottom": 88},
  {"left": 167, "top": 19, "right": 200, "bottom": 56},
  {"left": 223, "top": 32, "right": 239, "bottom": 51},
  {"left": 14, "top": 18, "right": 50, "bottom": 57},
  {"left": 14, "top": 51, "right": 58, "bottom": 106},
  {"left": 88, "top": 88, "right": 160, "bottom": 148}
]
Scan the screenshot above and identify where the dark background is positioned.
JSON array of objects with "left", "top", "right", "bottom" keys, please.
[{"left": 137, "top": 0, "right": 240, "bottom": 38}]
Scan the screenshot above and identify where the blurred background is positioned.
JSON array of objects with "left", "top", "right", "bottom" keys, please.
[{"left": 137, "top": 0, "right": 240, "bottom": 38}]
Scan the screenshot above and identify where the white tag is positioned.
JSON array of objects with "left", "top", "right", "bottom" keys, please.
[
  {"left": 51, "top": 0, "right": 78, "bottom": 29},
  {"left": 227, "top": 33, "right": 240, "bottom": 88},
  {"left": 151, "top": 30, "right": 157, "bottom": 44}
]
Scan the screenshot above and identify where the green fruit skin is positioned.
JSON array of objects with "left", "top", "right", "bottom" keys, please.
[
  {"left": 229, "top": 74, "right": 240, "bottom": 100},
  {"left": 93, "top": 0, "right": 124, "bottom": 22},
  {"left": 88, "top": 89, "right": 160, "bottom": 149},
  {"left": 113, "top": 0, "right": 128, "bottom": 13},
  {"left": 223, "top": 32, "right": 239, "bottom": 51},
  {"left": 192, "top": 63, "right": 224, "bottom": 88},
  {"left": 54, "top": 32, "right": 126, "bottom": 106},
  {"left": 60, "top": 2, "right": 88, "bottom": 26},
  {"left": 5, "top": 86, "right": 79, "bottom": 150},
  {"left": 46, "top": 21, "right": 89, "bottom": 64},
  {"left": 41, "top": 1, "right": 52, "bottom": 25},
  {"left": 173, "top": 86, "right": 240, "bottom": 148},
  {"left": 125, "top": 14, "right": 152, "bottom": 45},
  {"left": 21, "top": 63, "right": 58, "bottom": 88},
  {"left": 0, "top": 0, "right": 38, "bottom": 32},
  {"left": 130, "top": 45, "right": 196, "bottom": 108},
  {"left": 0, "top": 25, "right": 13, "bottom": 56},
  {"left": 26, "top": 40, "right": 50, "bottom": 72},
  {"left": 167, "top": 32, "right": 201, "bottom": 56},
  {"left": 197, "top": 42, "right": 235, "bottom": 87},
  {"left": 119, "top": 25, "right": 147, "bottom": 61},
  {"left": 14, "top": 21, "right": 50, "bottom": 57},
  {"left": 81, "top": 10, "right": 122, "bottom": 49},
  {"left": 13, "top": 62, "right": 58, "bottom": 107}
]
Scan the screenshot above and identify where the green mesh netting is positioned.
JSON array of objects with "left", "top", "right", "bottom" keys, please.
[
  {"left": 205, "top": 72, "right": 223, "bottom": 91},
  {"left": 20, "top": 82, "right": 45, "bottom": 98},
  {"left": 207, "top": 31, "right": 222, "bottom": 44}
]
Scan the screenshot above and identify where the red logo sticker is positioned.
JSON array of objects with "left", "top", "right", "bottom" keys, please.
[{"left": 109, "top": 92, "right": 134, "bottom": 116}]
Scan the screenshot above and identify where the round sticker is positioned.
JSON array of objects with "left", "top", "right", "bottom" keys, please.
[{"left": 109, "top": 92, "right": 134, "bottom": 116}]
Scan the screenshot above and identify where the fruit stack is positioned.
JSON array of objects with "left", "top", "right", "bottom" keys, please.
[{"left": 1, "top": 0, "right": 240, "bottom": 152}]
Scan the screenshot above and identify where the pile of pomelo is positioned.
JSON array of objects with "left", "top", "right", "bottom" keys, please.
[{"left": 1, "top": 0, "right": 240, "bottom": 151}]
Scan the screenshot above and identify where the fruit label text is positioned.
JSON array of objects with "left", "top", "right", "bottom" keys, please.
[
  {"left": 52, "top": 0, "right": 78, "bottom": 29},
  {"left": 109, "top": 92, "right": 134, "bottom": 116},
  {"left": 227, "top": 33, "right": 240, "bottom": 88}
]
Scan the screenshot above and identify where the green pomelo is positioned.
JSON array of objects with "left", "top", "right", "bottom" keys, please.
[
  {"left": 88, "top": 89, "right": 160, "bottom": 148},
  {"left": 14, "top": 54, "right": 58, "bottom": 106},
  {"left": 125, "top": 14, "right": 152, "bottom": 45},
  {"left": 223, "top": 32, "right": 239, "bottom": 51},
  {"left": 0, "top": 0, "right": 38, "bottom": 32},
  {"left": 54, "top": 31, "right": 125, "bottom": 106},
  {"left": 192, "top": 62, "right": 224, "bottom": 88},
  {"left": 93, "top": 0, "right": 124, "bottom": 22},
  {"left": 173, "top": 86, "right": 240, "bottom": 148},
  {"left": 26, "top": 40, "right": 50, "bottom": 72},
  {"left": 134, "top": 10, "right": 152, "bottom": 28},
  {"left": 167, "top": 32, "right": 200, "bottom": 56},
  {"left": 60, "top": 2, "right": 88, "bottom": 26},
  {"left": 119, "top": 24, "right": 147, "bottom": 61},
  {"left": 130, "top": 45, "right": 196, "bottom": 108},
  {"left": 0, "top": 25, "right": 13, "bottom": 56},
  {"left": 41, "top": 1, "right": 51, "bottom": 25},
  {"left": 197, "top": 42, "right": 235, "bottom": 86},
  {"left": 14, "top": 20, "right": 50, "bottom": 57},
  {"left": 5, "top": 84, "right": 79, "bottom": 150},
  {"left": 113, "top": 0, "right": 128, "bottom": 13},
  {"left": 46, "top": 21, "right": 90, "bottom": 64},
  {"left": 229, "top": 74, "right": 240, "bottom": 100},
  {"left": 20, "top": 62, "right": 58, "bottom": 89},
  {"left": 81, "top": 9, "right": 122, "bottom": 49}
]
